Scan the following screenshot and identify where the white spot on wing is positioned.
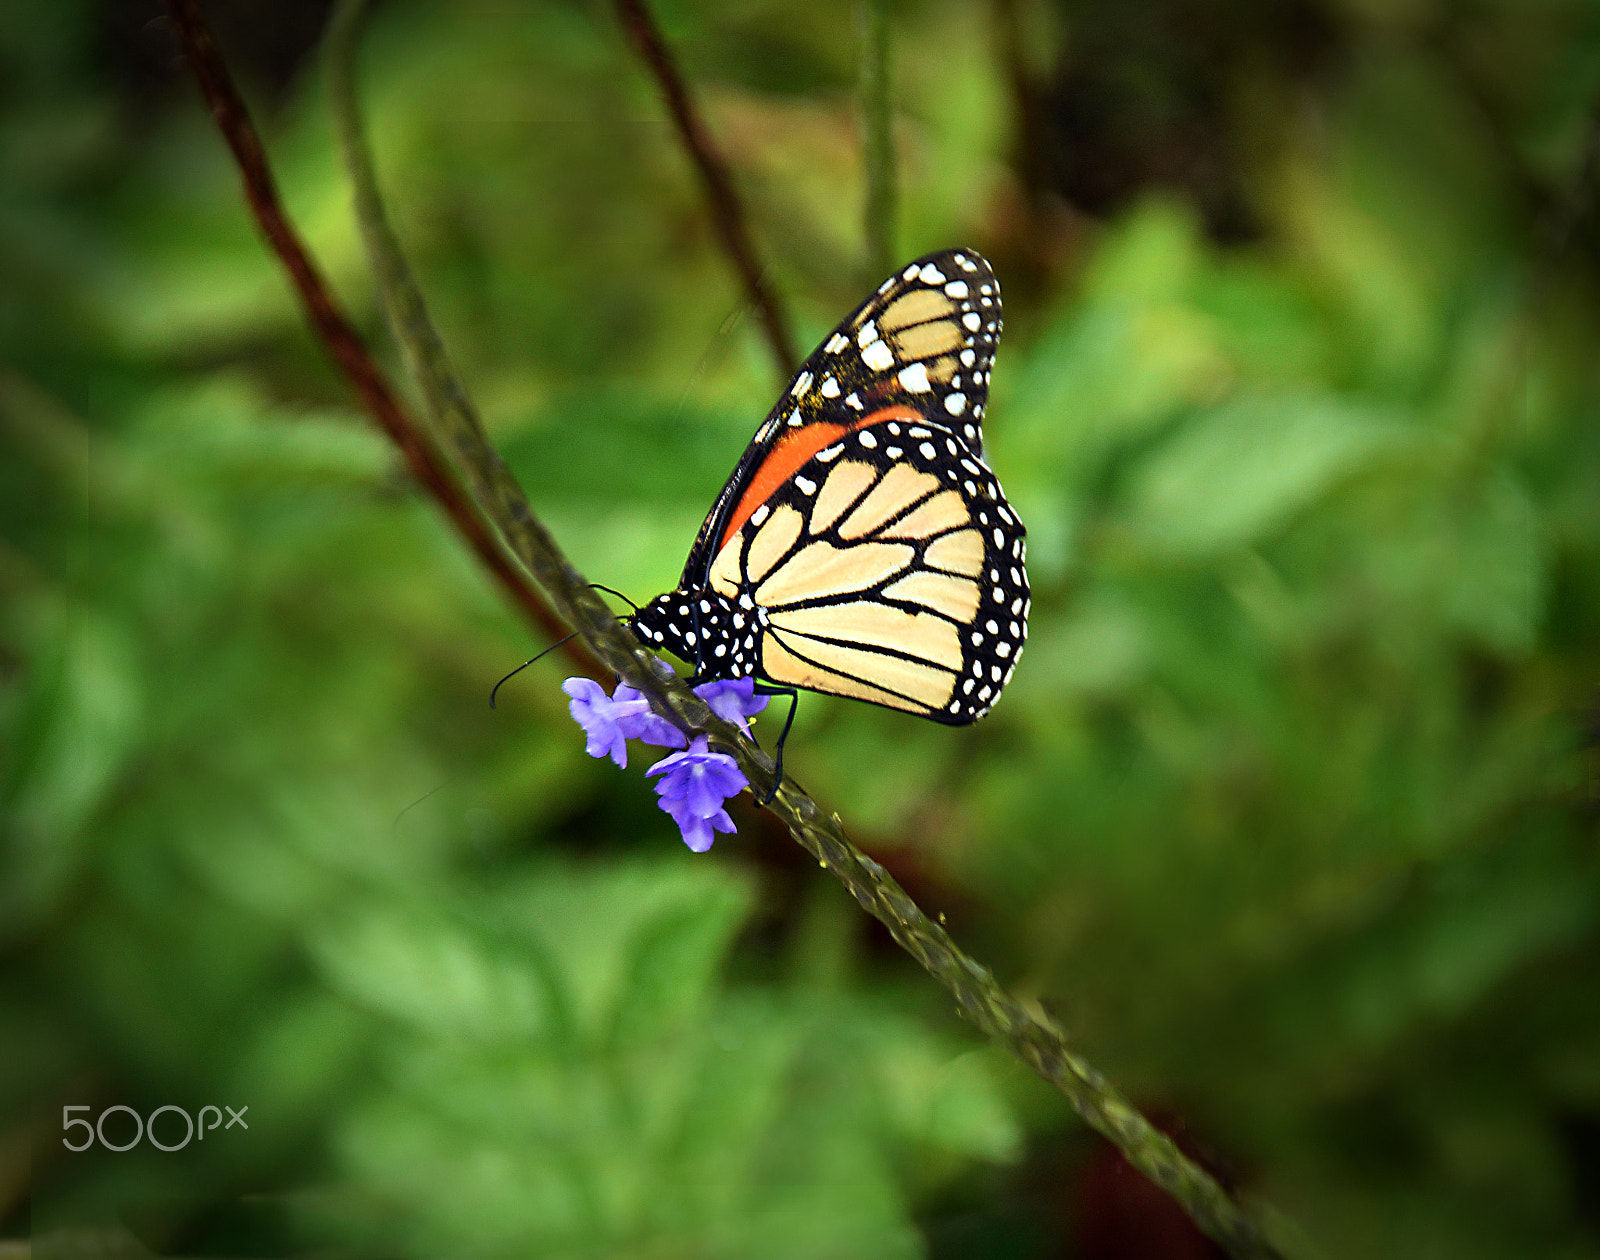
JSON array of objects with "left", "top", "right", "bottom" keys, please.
[
  {"left": 861, "top": 339, "right": 894, "bottom": 371},
  {"left": 898, "top": 362, "right": 931, "bottom": 393}
]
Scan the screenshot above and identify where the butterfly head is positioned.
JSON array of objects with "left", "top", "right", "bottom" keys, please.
[{"left": 631, "top": 588, "right": 758, "bottom": 683}]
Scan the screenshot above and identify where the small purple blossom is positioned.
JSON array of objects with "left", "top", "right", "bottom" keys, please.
[
  {"left": 562, "top": 674, "right": 761, "bottom": 851},
  {"left": 610, "top": 683, "right": 688, "bottom": 750},
  {"left": 563, "top": 678, "right": 694, "bottom": 767},
  {"left": 646, "top": 735, "right": 747, "bottom": 852},
  {"left": 657, "top": 791, "right": 737, "bottom": 853},
  {"left": 693, "top": 676, "right": 769, "bottom": 733},
  {"left": 562, "top": 678, "right": 635, "bottom": 767}
]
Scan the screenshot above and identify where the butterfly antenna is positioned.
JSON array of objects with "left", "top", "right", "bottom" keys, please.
[
  {"left": 588, "top": 583, "right": 641, "bottom": 616},
  {"left": 754, "top": 688, "right": 799, "bottom": 806},
  {"left": 490, "top": 632, "right": 582, "bottom": 708}
]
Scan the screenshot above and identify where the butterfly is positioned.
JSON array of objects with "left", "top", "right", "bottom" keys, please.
[{"left": 631, "top": 248, "right": 1028, "bottom": 792}]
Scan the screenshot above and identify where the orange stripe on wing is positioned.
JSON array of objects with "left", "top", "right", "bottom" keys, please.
[{"left": 717, "top": 405, "right": 922, "bottom": 550}]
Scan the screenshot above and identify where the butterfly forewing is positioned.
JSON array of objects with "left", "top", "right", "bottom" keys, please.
[{"left": 682, "top": 250, "right": 1003, "bottom": 585}]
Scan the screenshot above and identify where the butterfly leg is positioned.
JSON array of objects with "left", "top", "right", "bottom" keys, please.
[{"left": 751, "top": 686, "right": 799, "bottom": 806}]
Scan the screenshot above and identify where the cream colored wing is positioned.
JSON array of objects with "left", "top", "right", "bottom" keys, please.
[{"left": 705, "top": 415, "right": 1028, "bottom": 723}]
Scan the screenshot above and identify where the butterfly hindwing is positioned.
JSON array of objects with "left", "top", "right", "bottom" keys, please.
[{"left": 703, "top": 407, "right": 1027, "bottom": 722}]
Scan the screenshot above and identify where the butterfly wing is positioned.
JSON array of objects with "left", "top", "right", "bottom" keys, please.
[
  {"left": 705, "top": 411, "right": 1027, "bottom": 722},
  {"left": 680, "top": 249, "right": 1025, "bottom": 723},
  {"left": 679, "top": 248, "right": 1003, "bottom": 587}
]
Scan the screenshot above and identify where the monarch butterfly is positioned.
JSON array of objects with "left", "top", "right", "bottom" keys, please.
[{"left": 632, "top": 249, "right": 1028, "bottom": 790}]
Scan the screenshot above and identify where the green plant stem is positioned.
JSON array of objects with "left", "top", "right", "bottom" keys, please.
[
  {"left": 176, "top": 0, "right": 1302, "bottom": 1254},
  {"left": 858, "top": 0, "right": 897, "bottom": 279}
]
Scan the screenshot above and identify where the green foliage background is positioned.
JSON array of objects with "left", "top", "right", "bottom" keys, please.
[{"left": 3, "top": 0, "right": 1599, "bottom": 1256}]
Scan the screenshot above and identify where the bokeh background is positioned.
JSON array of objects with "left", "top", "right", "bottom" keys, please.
[{"left": 4, "top": 0, "right": 1600, "bottom": 1256}]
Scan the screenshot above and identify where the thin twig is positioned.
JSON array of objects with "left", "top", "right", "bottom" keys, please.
[
  {"left": 857, "top": 0, "right": 897, "bottom": 279},
  {"left": 612, "top": 0, "right": 800, "bottom": 379},
  {"left": 171, "top": 3, "right": 1300, "bottom": 1255},
  {"left": 158, "top": 0, "right": 602, "bottom": 682}
]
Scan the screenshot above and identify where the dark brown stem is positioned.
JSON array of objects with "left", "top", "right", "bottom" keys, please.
[
  {"left": 160, "top": 0, "right": 603, "bottom": 682},
  {"left": 612, "top": 0, "right": 800, "bottom": 379}
]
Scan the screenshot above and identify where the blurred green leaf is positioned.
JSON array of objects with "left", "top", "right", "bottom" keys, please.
[
  {"left": 1124, "top": 393, "right": 1417, "bottom": 557},
  {"left": 0, "top": 606, "right": 141, "bottom": 938},
  {"left": 312, "top": 902, "right": 556, "bottom": 1043}
]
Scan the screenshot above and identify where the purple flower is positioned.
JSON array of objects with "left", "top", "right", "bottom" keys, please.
[
  {"left": 563, "top": 678, "right": 688, "bottom": 766},
  {"left": 657, "top": 792, "right": 738, "bottom": 853},
  {"left": 693, "top": 676, "right": 769, "bottom": 733},
  {"left": 610, "top": 683, "right": 688, "bottom": 750},
  {"left": 562, "top": 675, "right": 757, "bottom": 851},
  {"left": 646, "top": 735, "right": 747, "bottom": 852},
  {"left": 562, "top": 677, "right": 635, "bottom": 766}
]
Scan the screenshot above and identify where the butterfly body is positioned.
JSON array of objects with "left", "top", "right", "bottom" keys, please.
[{"left": 633, "top": 249, "right": 1028, "bottom": 725}]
